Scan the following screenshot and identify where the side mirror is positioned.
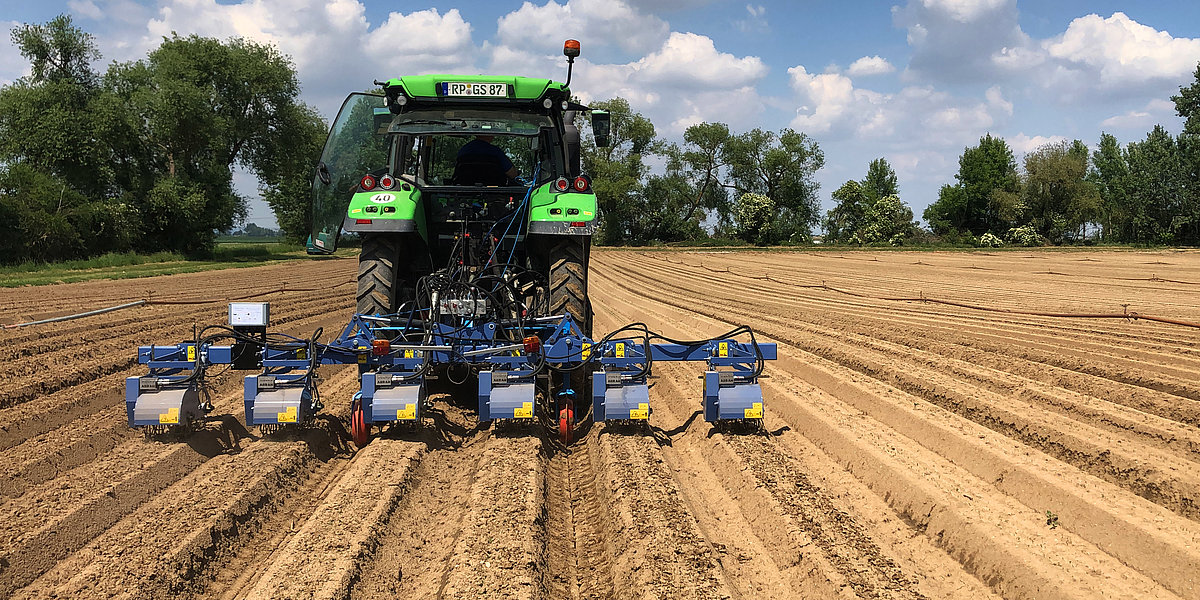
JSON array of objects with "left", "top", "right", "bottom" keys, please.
[
  {"left": 373, "top": 107, "right": 392, "bottom": 133},
  {"left": 591, "top": 110, "right": 610, "bottom": 147},
  {"left": 316, "top": 162, "right": 332, "bottom": 185}
]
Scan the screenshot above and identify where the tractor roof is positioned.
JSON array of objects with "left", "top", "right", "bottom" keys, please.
[{"left": 382, "top": 75, "right": 568, "bottom": 101}]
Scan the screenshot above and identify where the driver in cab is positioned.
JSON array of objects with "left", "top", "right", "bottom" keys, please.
[{"left": 454, "top": 135, "right": 519, "bottom": 185}]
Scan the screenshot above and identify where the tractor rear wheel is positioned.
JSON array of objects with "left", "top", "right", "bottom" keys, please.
[
  {"left": 548, "top": 235, "right": 591, "bottom": 336},
  {"left": 547, "top": 235, "right": 591, "bottom": 444},
  {"left": 357, "top": 234, "right": 418, "bottom": 315},
  {"left": 357, "top": 234, "right": 401, "bottom": 315}
]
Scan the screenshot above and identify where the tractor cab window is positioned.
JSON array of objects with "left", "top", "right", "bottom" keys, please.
[
  {"left": 420, "top": 134, "right": 538, "bottom": 186},
  {"left": 389, "top": 109, "right": 558, "bottom": 186}
]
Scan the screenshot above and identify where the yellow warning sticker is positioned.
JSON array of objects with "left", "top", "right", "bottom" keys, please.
[
  {"left": 744, "top": 402, "right": 763, "bottom": 419},
  {"left": 718, "top": 342, "right": 728, "bottom": 358},
  {"left": 278, "top": 406, "right": 298, "bottom": 423},
  {"left": 514, "top": 401, "right": 534, "bottom": 419},
  {"left": 296, "top": 347, "right": 307, "bottom": 360},
  {"left": 186, "top": 345, "right": 196, "bottom": 362},
  {"left": 629, "top": 402, "right": 650, "bottom": 420},
  {"left": 404, "top": 349, "right": 414, "bottom": 359},
  {"left": 357, "top": 347, "right": 367, "bottom": 364},
  {"left": 581, "top": 342, "right": 591, "bottom": 361},
  {"left": 397, "top": 403, "right": 417, "bottom": 420},
  {"left": 615, "top": 343, "right": 625, "bottom": 358},
  {"left": 159, "top": 407, "right": 180, "bottom": 424}
]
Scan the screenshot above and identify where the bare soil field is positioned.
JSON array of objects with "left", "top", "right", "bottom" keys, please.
[{"left": 2, "top": 248, "right": 1199, "bottom": 599}]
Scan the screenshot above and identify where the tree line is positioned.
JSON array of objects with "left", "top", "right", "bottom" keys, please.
[
  {"left": 580, "top": 98, "right": 826, "bottom": 246},
  {"left": 0, "top": 15, "right": 323, "bottom": 264},
  {"left": 918, "top": 66, "right": 1200, "bottom": 247},
  {"left": 7, "top": 14, "right": 1200, "bottom": 264}
]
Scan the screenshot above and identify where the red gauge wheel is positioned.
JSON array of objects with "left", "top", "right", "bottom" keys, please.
[
  {"left": 351, "top": 397, "right": 370, "bottom": 447},
  {"left": 558, "top": 405, "right": 575, "bottom": 445}
]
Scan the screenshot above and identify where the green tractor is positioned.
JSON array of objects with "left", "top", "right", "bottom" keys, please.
[
  {"left": 308, "top": 40, "right": 608, "bottom": 329},
  {"left": 307, "top": 40, "right": 608, "bottom": 438}
]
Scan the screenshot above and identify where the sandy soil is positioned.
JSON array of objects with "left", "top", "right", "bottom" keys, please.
[{"left": 1, "top": 248, "right": 1199, "bottom": 599}]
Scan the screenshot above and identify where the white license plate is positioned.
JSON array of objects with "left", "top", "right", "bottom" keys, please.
[{"left": 444, "top": 82, "right": 507, "bottom": 97}]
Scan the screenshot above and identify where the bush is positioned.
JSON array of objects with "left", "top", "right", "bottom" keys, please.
[
  {"left": 978, "top": 232, "right": 1004, "bottom": 248},
  {"left": 734, "top": 192, "right": 775, "bottom": 245},
  {"left": 1006, "top": 225, "right": 1042, "bottom": 247}
]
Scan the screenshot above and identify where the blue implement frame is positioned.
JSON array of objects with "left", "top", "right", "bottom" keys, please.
[{"left": 126, "top": 312, "right": 777, "bottom": 433}]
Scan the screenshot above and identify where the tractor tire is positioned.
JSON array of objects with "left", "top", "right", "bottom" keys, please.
[
  {"left": 547, "top": 235, "right": 591, "bottom": 438},
  {"left": 357, "top": 234, "right": 403, "bottom": 315},
  {"left": 548, "top": 235, "right": 592, "bottom": 336}
]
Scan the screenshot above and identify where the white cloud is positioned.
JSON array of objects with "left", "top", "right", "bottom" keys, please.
[
  {"left": 1008, "top": 133, "right": 1068, "bottom": 154},
  {"left": 735, "top": 4, "right": 768, "bottom": 33},
  {"left": 985, "top": 86, "right": 1012, "bottom": 116},
  {"left": 919, "top": 0, "right": 1007, "bottom": 23},
  {"left": 67, "top": 0, "right": 104, "bottom": 20},
  {"left": 1045, "top": 12, "right": 1200, "bottom": 86},
  {"left": 496, "top": 0, "right": 669, "bottom": 56},
  {"left": 1100, "top": 99, "right": 1178, "bottom": 130},
  {"left": 561, "top": 32, "right": 767, "bottom": 135},
  {"left": 788, "top": 66, "right": 856, "bottom": 134},
  {"left": 634, "top": 32, "right": 766, "bottom": 88},
  {"left": 365, "top": 8, "right": 474, "bottom": 72},
  {"left": 846, "top": 55, "right": 895, "bottom": 77},
  {"left": 893, "top": 0, "right": 1025, "bottom": 83},
  {"left": 788, "top": 65, "right": 1007, "bottom": 144}
]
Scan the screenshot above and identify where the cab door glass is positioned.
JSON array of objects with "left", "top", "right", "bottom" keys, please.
[{"left": 310, "top": 93, "right": 388, "bottom": 252}]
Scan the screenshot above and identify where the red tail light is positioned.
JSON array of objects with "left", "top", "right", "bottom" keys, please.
[
  {"left": 356, "top": 219, "right": 372, "bottom": 224},
  {"left": 572, "top": 176, "right": 590, "bottom": 192},
  {"left": 371, "top": 339, "right": 390, "bottom": 356},
  {"left": 523, "top": 335, "right": 541, "bottom": 354},
  {"left": 570, "top": 221, "right": 586, "bottom": 228},
  {"left": 379, "top": 174, "right": 395, "bottom": 189},
  {"left": 553, "top": 177, "right": 570, "bottom": 192},
  {"left": 360, "top": 174, "right": 376, "bottom": 190}
]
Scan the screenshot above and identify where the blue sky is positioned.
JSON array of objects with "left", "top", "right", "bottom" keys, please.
[{"left": 3, "top": 0, "right": 1199, "bottom": 229}]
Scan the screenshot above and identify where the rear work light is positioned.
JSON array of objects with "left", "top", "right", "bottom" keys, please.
[
  {"left": 572, "top": 176, "right": 590, "bottom": 192},
  {"left": 553, "top": 177, "right": 570, "bottom": 192},
  {"left": 360, "top": 174, "right": 376, "bottom": 190},
  {"left": 379, "top": 174, "right": 395, "bottom": 189}
]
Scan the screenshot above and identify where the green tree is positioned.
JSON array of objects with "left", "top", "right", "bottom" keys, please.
[
  {"left": 1173, "top": 62, "right": 1200, "bottom": 244},
  {"left": 580, "top": 97, "right": 657, "bottom": 245},
  {"left": 862, "top": 158, "right": 899, "bottom": 204},
  {"left": 1089, "top": 132, "right": 1131, "bottom": 241},
  {"left": 854, "top": 195, "right": 917, "bottom": 245},
  {"left": 923, "top": 134, "right": 1019, "bottom": 237},
  {"left": 677, "top": 121, "right": 732, "bottom": 228},
  {"left": 103, "top": 34, "right": 323, "bottom": 252},
  {"left": 723, "top": 128, "right": 824, "bottom": 243},
  {"left": 734, "top": 192, "right": 775, "bottom": 245},
  {"left": 11, "top": 14, "right": 99, "bottom": 86},
  {"left": 825, "top": 158, "right": 915, "bottom": 244},
  {"left": 1124, "top": 125, "right": 1186, "bottom": 244},
  {"left": 823, "top": 180, "right": 868, "bottom": 243},
  {"left": 1021, "top": 140, "right": 1100, "bottom": 243},
  {"left": 1173, "top": 62, "right": 1200, "bottom": 136}
]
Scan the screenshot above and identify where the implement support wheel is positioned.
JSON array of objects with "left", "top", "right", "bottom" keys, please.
[
  {"left": 351, "top": 396, "right": 370, "bottom": 447},
  {"left": 559, "top": 402, "right": 575, "bottom": 445}
]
